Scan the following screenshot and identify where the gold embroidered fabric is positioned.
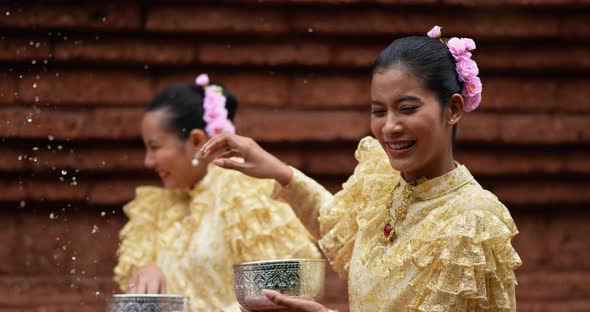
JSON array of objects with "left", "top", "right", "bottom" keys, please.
[
  {"left": 114, "top": 165, "right": 321, "bottom": 311},
  {"left": 273, "top": 136, "right": 522, "bottom": 311}
]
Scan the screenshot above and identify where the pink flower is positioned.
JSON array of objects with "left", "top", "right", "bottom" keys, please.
[
  {"left": 462, "top": 76, "right": 482, "bottom": 97},
  {"left": 447, "top": 37, "right": 467, "bottom": 56},
  {"left": 464, "top": 92, "right": 481, "bottom": 112},
  {"left": 195, "top": 74, "right": 209, "bottom": 86},
  {"left": 456, "top": 59, "right": 479, "bottom": 81},
  {"left": 206, "top": 118, "right": 235, "bottom": 136},
  {"left": 463, "top": 38, "right": 476, "bottom": 51},
  {"left": 427, "top": 25, "right": 442, "bottom": 38},
  {"left": 203, "top": 105, "right": 228, "bottom": 123}
]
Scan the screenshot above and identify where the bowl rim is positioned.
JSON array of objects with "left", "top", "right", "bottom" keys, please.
[
  {"left": 110, "top": 294, "right": 187, "bottom": 299},
  {"left": 233, "top": 258, "right": 326, "bottom": 267}
]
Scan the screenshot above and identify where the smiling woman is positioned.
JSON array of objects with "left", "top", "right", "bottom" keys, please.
[
  {"left": 201, "top": 26, "right": 521, "bottom": 312},
  {"left": 113, "top": 77, "right": 321, "bottom": 311}
]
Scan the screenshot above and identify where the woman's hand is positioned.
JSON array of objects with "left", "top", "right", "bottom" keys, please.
[
  {"left": 201, "top": 133, "right": 293, "bottom": 186},
  {"left": 240, "top": 290, "right": 332, "bottom": 312},
  {"left": 127, "top": 264, "right": 167, "bottom": 294}
]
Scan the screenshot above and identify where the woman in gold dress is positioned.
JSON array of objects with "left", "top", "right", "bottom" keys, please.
[
  {"left": 202, "top": 28, "right": 522, "bottom": 311},
  {"left": 113, "top": 74, "right": 321, "bottom": 311}
]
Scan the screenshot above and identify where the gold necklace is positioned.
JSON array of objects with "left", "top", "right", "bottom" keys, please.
[{"left": 383, "top": 177, "right": 425, "bottom": 244}]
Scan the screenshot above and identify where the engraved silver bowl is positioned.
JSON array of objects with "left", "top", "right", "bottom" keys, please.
[
  {"left": 106, "top": 294, "right": 189, "bottom": 312},
  {"left": 233, "top": 259, "right": 325, "bottom": 311}
]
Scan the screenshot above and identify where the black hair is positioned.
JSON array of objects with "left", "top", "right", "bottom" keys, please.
[
  {"left": 146, "top": 83, "right": 238, "bottom": 140},
  {"left": 373, "top": 36, "right": 462, "bottom": 140}
]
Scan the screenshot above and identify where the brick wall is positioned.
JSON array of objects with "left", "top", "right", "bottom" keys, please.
[{"left": 1, "top": 1, "right": 589, "bottom": 311}]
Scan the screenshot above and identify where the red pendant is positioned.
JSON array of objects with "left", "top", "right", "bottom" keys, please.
[{"left": 383, "top": 223, "right": 392, "bottom": 237}]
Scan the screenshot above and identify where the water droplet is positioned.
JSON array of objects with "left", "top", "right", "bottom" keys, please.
[
  {"left": 35, "top": 42, "right": 40, "bottom": 48},
  {"left": 55, "top": 72, "right": 60, "bottom": 77},
  {"left": 91, "top": 225, "right": 99, "bottom": 234},
  {"left": 26, "top": 116, "right": 32, "bottom": 123},
  {"left": 101, "top": 211, "right": 106, "bottom": 217},
  {"left": 31, "top": 60, "right": 37, "bottom": 65},
  {"left": 49, "top": 213, "right": 57, "bottom": 220},
  {"left": 5, "top": 11, "right": 9, "bottom": 16},
  {"left": 72, "top": 256, "right": 76, "bottom": 261},
  {"left": 48, "top": 135, "right": 54, "bottom": 141},
  {"left": 307, "top": 28, "right": 314, "bottom": 33},
  {"left": 29, "top": 41, "right": 34, "bottom": 46},
  {"left": 17, "top": 155, "right": 23, "bottom": 160},
  {"left": 32, "top": 83, "right": 37, "bottom": 88},
  {"left": 32, "top": 146, "right": 39, "bottom": 151},
  {"left": 61, "top": 170, "right": 67, "bottom": 175},
  {"left": 95, "top": 291, "right": 100, "bottom": 296},
  {"left": 144, "top": 65, "right": 149, "bottom": 70},
  {"left": 19, "top": 200, "right": 26, "bottom": 208},
  {"left": 34, "top": 96, "right": 39, "bottom": 102},
  {"left": 57, "top": 145, "right": 63, "bottom": 150}
]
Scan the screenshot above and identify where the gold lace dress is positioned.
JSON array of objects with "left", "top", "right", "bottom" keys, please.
[
  {"left": 272, "top": 137, "right": 522, "bottom": 311},
  {"left": 114, "top": 165, "right": 321, "bottom": 311}
]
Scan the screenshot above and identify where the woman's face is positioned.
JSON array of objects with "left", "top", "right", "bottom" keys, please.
[
  {"left": 370, "top": 66, "right": 455, "bottom": 182},
  {"left": 141, "top": 110, "right": 201, "bottom": 189}
]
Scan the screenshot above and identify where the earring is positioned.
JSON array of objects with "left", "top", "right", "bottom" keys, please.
[{"left": 191, "top": 152, "right": 200, "bottom": 167}]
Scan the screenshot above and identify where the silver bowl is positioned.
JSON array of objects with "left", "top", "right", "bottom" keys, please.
[
  {"left": 233, "top": 259, "right": 325, "bottom": 311},
  {"left": 106, "top": 294, "right": 189, "bottom": 312}
]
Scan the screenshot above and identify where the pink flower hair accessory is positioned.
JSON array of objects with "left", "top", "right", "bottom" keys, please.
[
  {"left": 195, "top": 73, "right": 236, "bottom": 136},
  {"left": 427, "top": 26, "right": 482, "bottom": 112}
]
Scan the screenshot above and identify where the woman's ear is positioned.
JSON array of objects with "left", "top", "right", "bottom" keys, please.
[
  {"left": 187, "top": 129, "right": 208, "bottom": 150},
  {"left": 448, "top": 93, "right": 465, "bottom": 125}
]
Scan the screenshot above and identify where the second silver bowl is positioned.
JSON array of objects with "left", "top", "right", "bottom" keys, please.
[{"left": 233, "top": 259, "right": 325, "bottom": 311}]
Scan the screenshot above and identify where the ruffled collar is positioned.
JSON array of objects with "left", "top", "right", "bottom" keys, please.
[{"left": 398, "top": 163, "right": 474, "bottom": 201}]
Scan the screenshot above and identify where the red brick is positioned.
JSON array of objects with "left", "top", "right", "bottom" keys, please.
[
  {"left": 292, "top": 11, "right": 559, "bottom": 38},
  {"left": 518, "top": 271, "right": 590, "bottom": 300},
  {"left": 558, "top": 80, "right": 590, "bottom": 113},
  {"left": 0, "top": 107, "right": 87, "bottom": 140},
  {"left": 500, "top": 114, "right": 590, "bottom": 144},
  {"left": 25, "top": 179, "right": 89, "bottom": 202},
  {"left": 89, "top": 108, "right": 143, "bottom": 140},
  {"left": 0, "top": 275, "right": 117, "bottom": 306},
  {"left": 55, "top": 39, "right": 198, "bottom": 65},
  {"left": 157, "top": 72, "right": 290, "bottom": 108},
  {"left": 332, "top": 44, "right": 381, "bottom": 67},
  {"left": 547, "top": 213, "right": 590, "bottom": 270},
  {"left": 518, "top": 301, "right": 590, "bottom": 312},
  {"left": 199, "top": 42, "right": 332, "bottom": 66},
  {"left": 0, "top": 72, "right": 16, "bottom": 104},
  {"left": 444, "top": 0, "right": 584, "bottom": 5},
  {"left": 0, "top": 213, "right": 17, "bottom": 273},
  {"left": 0, "top": 37, "right": 51, "bottom": 62},
  {"left": 303, "top": 146, "right": 358, "bottom": 175},
  {"left": 0, "top": 4, "right": 141, "bottom": 30},
  {"left": 562, "top": 14, "right": 590, "bottom": 39},
  {"left": 0, "top": 180, "right": 26, "bottom": 201},
  {"left": 18, "top": 71, "right": 152, "bottom": 106},
  {"left": 494, "top": 181, "right": 590, "bottom": 206},
  {"left": 88, "top": 179, "right": 156, "bottom": 205},
  {"left": 477, "top": 47, "right": 590, "bottom": 71},
  {"left": 482, "top": 78, "right": 557, "bottom": 112},
  {"left": 290, "top": 76, "right": 369, "bottom": 109},
  {"left": 33, "top": 146, "right": 146, "bottom": 173},
  {"left": 236, "top": 109, "right": 371, "bottom": 142},
  {"left": 456, "top": 149, "right": 590, "bottom": 176},
  {"left": 147, "top": 6, "right": 288, "bottom": 34},
  {"left": 0, "top": 147, "right": 27, "bottom": 171},
  {"left": 15, "top": 209, "right": 125, "bottom": 275},
  {"left": 456, "top": 113, "right": 500, "bottom": 143},
  {"left": 511, "top": 214, "right": 549, "bottom": 271}
]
